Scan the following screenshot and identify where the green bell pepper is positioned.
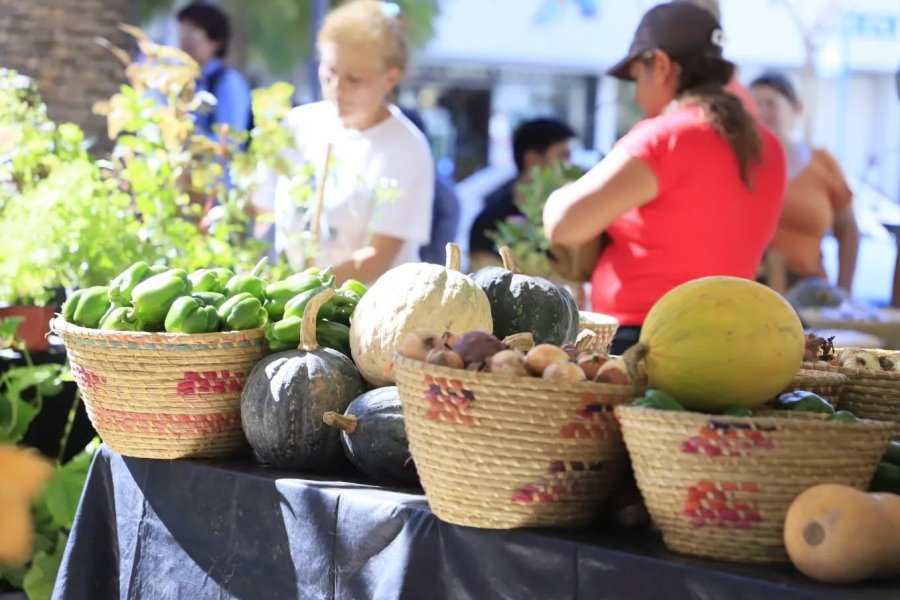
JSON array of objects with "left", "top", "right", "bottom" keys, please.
[
  {"left": 189, "top": 268, "right": 233, "bottom": 295},
  {"left": 191, "top": 291, "right": 227, "bottom": 309},
  {"left": 265, "top": 316, "right": 302, "bottom": 352},
  {"left": 217, "top": 292, "right": 268, "bottom": 331},
  {"left": 98, "top": 306, "right": 145, "bottom": 331},
  {"left": 148, "top": 264, "right": 169, "bottom": 276},
  {"left": 264, "top": 273, "right": 329, "bottom": 321},
  {"left": 62, "top": 286, "right": 112, "bottom": 329},
  {"left": 165, "top": 296, "right": 220, "bottom": 334},
  {"left": 330, "top": 288, "right": 360, "bottom": 325},
  {"left": 224, "top": 257, "right": 268, "bottom": 300},
  {"left": 826, "top": 410, "right": 860, "bottom": 423},
  {"left": 265, "top": 316, "right": 351, "bottom": 355},
  {"left": 721, "top": 406, "right": 754, "bottom": 417},
  {"left": 286, "top": 265, "right": 335, "bottom": 288},
  {"left": 339, "top": 279, "right": 367, "bottom": 298},
  {"left": 283, "top": 286, "right": 335, "bottom": 321},
  {"left": 316, "top": 320, "right": 351, "bottom": 357},
  {"left": 631, "top": 389, "right": 685, "bottom": 411},
  {"left": 775, "top": 390, "right": 835, "bottom": 414},
  {"left": 131, "top": 269, "right": 191, "bottom": 328},
  {"left": 108, "top": 261, "right": 152, "bottom": 305}
]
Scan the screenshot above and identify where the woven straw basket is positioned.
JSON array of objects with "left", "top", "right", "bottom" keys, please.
[
  {"left": 52, "top": 317, "right": 266, "bottom": 459},
  {"left": 805, "top": 348, "right": 900, "bottom": 439},
  {"left": 394, "top": 355, "right": 634, "bottom": 529},
  {"left": 616, "top": 406, "right": 891, "bottom": 564},
  {"left": 779, "top": 368, "right": 848, "bottom": 408},
  {"left": 578, "top": 312, "right": 619, "bottom": 353}
]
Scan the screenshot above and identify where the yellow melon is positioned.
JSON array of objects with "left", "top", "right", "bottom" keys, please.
[{"left": 626, "top": 276, "right": 804, "bottom": 409}]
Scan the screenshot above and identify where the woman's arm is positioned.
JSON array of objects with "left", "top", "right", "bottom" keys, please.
[
  {"left": 543, "top": 147, "right": 659, "bottom": 246},
  {"left": 332, "top": 233, "right": 405, "bottom": 285},
  {"left": 833, "top": 204, "right": 859, "bottom": 292}
]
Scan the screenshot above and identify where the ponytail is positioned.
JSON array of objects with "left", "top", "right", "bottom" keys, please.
[{"left": 674, "top": 56, "right": 762, "bottom": 188}]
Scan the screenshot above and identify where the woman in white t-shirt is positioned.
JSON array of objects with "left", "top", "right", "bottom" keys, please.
[{"left": 254, "top": 0, "right": 434, "bottom": 284}]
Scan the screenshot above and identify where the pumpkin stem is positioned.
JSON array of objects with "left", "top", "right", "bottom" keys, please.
[
  {"left": 299, "top": 288, "right": 334, "bottom": 351},
  {"left": 323, "top": 411, "right": 358, "bottom": 434},
  {"left": 498, "top": 246, "right": 521, "bottom": 274},
  {"left": 251, "top": 256, "right": 269, "bottom": 277},
  {"left": 444, "top": 243, "right": 461, "bottom": 271},
  {"left": 622, "top": 342, "right": 650, "bottom": 396}
]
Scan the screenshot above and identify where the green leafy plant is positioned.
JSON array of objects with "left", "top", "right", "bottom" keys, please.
[
  {"left": 490, "top": 162, "right": 585, "bottom": 278},
  {"left": 0, "top": 316, "right": 98, "bottom": 600}
]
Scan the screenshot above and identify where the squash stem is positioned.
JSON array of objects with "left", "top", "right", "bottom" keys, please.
[
  {"left": 622, "top": 342, "right": 650, "bottom": 395},
  {"left": 323, "top": 411, "right": 358, "bottom": 434},
  {"left": 444, "top": 243, "right": 461, "bottom": 271},
  {"left": 498, "top": 246, "right": 521, "bottom": 274},
  {"left": 299, "top": 288, "right": 334, "bottom": 351}
]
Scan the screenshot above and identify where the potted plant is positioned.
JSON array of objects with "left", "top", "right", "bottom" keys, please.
[{"left": 0, "top": 316, "right": 98, "bottom": 600}]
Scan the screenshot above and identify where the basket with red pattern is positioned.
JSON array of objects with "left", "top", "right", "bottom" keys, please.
[
  {"left": 51, "top": 317, "right": 266, "bottom": 459},
  {"left": 615, "top": 406, "right": 891, "bottom": 564},
  {"left": 393, "top": 355, "right": 634, "bottom": 529}
]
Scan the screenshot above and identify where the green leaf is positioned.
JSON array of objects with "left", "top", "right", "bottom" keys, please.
[
  {"left": 0, "top": 394, "right": 39, "bottom": 444},
  {"left": 0, "top": 315, "right": 24, "bottom": 343},
  {"left": 0, "top": 561, "right": 28, "bottom": 588},
  {"left": 22, "top": 533, "right": 67, "bottom": 600},
  {"left": 41, "top": 439, "right": 98, "bottom": 530}
]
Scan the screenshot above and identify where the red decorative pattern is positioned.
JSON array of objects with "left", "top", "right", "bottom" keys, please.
[
  {"left": 682, "top": 480, "right": 763, "bottom": 529},
  {"left": 681, "top": 420, "right": 775, "bottom": 457},
  {"left": 71, "top": 363, "right": 106, "bottom": 389},
  {"left": 510, "top": 461, "right": 605, "bottom": 505},
  {"left": 423, "top": 375, "right": 476, "bottom": 426},
  {"left": 90, "top": 406, "right": 241, "bottom": 435},
  {"left": 176, "top": 370, "right": 246, "bottom": 395},
  {"left": 559, "top": 392, "right": 617, "bottom": 439}
]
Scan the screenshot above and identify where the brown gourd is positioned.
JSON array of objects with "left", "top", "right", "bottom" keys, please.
[
  {"left": 784, "top": 483, "right": 900, "bottom": 584},
  {"left": 350, "top": 243, "right": 492, "bottom": 386}
]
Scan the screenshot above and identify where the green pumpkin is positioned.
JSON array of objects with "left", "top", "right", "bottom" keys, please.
[
  {"left": 472, "top": 246, "right": 579, "bottom": 345},
  {"left": 241, "top": 290, "right": 364, "bottom": 470},
  {"left": 323, "top": 386, "right": 418, "bottom": 486}
]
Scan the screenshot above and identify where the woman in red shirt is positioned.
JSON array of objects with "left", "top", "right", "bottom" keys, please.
[{"left": 544, "top": 2, "right": 786, "bottom": 354}]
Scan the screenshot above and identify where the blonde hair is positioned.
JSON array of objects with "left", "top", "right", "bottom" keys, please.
[{"left": 318, "top": 0, "right": 408, "bottom": 72}]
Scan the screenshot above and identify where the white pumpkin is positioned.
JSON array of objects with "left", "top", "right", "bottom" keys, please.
[{"left": 350, "top": 244, "right": 493, "bottom": 386}]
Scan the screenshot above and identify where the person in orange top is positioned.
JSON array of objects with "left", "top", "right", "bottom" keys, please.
[{"left": 750, "top": 72, "right": 860, "bottom": 293}]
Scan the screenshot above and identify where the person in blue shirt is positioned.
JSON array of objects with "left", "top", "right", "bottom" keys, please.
[{"left": 176, "top": 2, "right": 252, "bottom": 141}]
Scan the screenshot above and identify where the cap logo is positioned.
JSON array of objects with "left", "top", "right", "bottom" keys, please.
[{"left": 711, "top": 28, "right": 725, "bottom": 47}]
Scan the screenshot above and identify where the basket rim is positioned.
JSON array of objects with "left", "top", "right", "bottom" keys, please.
[
  {"left": 393, "top": 354, "right": 635, "bottom": 395},
  {"left": 50, "top": 316, "right": 265, "bottom": 343},
  {"left": 615, "top": 405, "right": 894, "bottom": 432},
  {"left": 803, "top": 356, "right": 900, "bottom": 381}
]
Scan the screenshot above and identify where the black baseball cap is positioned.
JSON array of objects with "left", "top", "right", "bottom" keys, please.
[{"left": 607, "top": 3, "right": 729, "bottom": 81}]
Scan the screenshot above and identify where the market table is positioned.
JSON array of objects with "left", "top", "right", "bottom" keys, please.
[{"left": 52, "top": 446, "right": 899, "bottom": 600}]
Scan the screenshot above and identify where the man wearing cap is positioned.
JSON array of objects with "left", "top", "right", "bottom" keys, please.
[{"left": 544, "top": 2, "right": 787, "bottom": 355}]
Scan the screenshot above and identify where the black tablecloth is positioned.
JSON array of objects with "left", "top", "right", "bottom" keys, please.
[{"left": 52, "top": 446, "right": 899, "bottom": 600}]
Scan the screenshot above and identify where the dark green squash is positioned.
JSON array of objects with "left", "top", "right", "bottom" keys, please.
[
  {"left": 241, "top": 289, "right": 365, "bottom": 471},
  {"left": 472, "top": 246, "right": 579, "bottom": 345},
  {"left": 323, "top": 386, "right": 418, "bottom": 486}
]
